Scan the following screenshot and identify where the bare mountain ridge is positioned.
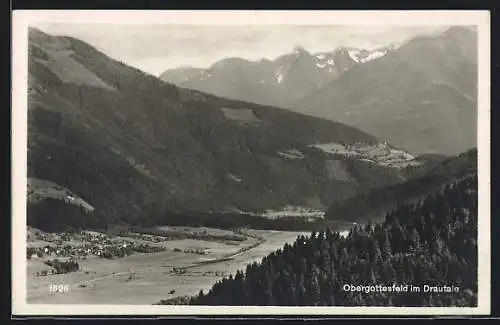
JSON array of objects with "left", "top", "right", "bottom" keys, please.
[
  {"left": 294, "top": 26, "right": 477, "bottom": 155},
  {"left": 160, "top": 45, "right": 392, "bottom": 108},
  {"left": 161, "top": 26, "right": 477, "bottom": 155},
  {"left": 27, "top": 28, "right": 434, "bottom": 230}
]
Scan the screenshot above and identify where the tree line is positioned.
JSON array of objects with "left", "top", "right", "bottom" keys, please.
[
  {"left": 189, "top": 175, "right": 478, "bottom": 307},
  {"left": 43, "top": 259, "right": 80, "bottom": 274}
]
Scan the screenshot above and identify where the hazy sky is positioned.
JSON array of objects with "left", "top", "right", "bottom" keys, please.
[{"left": 34, "top": 24, "right": 447, "bottom": 76}]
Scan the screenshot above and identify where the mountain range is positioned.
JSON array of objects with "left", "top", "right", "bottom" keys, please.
[
  {"left": 160, "top": 26, "right": 477, "bottom": 155},
  {"left": 27, "top": 27, "right": 445, "bottom": 230},
  {"left": 160, "top": 45, "right": 393, "bottom": 109}
]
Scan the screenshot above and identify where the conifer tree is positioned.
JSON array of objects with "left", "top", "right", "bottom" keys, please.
[{"left": 188, "top": 176, "right": 477, "bottom": 307}]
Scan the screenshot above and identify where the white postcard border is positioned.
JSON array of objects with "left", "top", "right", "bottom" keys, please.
[{"left": 12, "top": 10, "right": 491, "bottom": 316}]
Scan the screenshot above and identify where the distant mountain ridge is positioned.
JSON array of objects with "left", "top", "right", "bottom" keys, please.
[
  {"left": 294, "top": 26, "right": 477, "bottom": 155},
  {"left": 27, "top": 27, "right": 433, "bottom": 231},
  {"left": 160, "top": 45, "right": 392, "bottom": 108},
  {"left": 161, "top": 27, "right": 477, "bottom": 156}
]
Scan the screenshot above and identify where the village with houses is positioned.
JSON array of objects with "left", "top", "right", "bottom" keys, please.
[
  {"left": 26, "top": 225, "right": 255, "bottom": 277},
  {"left": 26, "top": 227, "right": 172, "bottom": 276},
  {"left": 26, "top": 224, "right": 308, "bottom": 304}
]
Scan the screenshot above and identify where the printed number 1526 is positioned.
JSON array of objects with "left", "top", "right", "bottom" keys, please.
[{"left": 49, "top": 284, "right": 69, "bottom": 293}]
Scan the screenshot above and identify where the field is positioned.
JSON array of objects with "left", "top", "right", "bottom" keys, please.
[{"left": 26, "top": 227, "right": 308, "bottom": 304}]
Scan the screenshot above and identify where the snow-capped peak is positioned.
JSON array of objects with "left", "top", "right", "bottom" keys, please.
[
  {"left": 276, "top": 72, "right": 284, "bottom": 84},
  {"left": 347, "top": 49, "right": 362, "bottom": 63},
  {"left": 347, "top": 48, "right": 387, "bottom": 63},
  {"left": 314, "top": 53, "right": 335, "bottom": 70},
  {"left": 200, "top": 71, "right": 212, "bottom": 81},
  {"left": 359, "top": 50, "right": 386, "bottom": 63},
  {"left": 275, "top": 63, "right": 291, "bottom": 84}
]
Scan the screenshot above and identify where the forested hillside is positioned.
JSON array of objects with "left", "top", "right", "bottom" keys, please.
[
  {"left": 28, "top": 28, "right": 426, "bottom": 232},
  {"left": 27, "top": 29, "right": 450, "bottom": 230},
  {"left": 189, "top": 175, "right": 477, "bottom": 306},
  {"left": 161, "top": 27, "right": 477, "bottom": 155},
  {"left": 326, "top": 148, "right": 477, "bottom": 223}
]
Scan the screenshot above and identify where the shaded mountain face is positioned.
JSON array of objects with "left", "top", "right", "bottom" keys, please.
[
  {"left": 161, "top": 27, "right": 477, "bottom": 156},
  {"left": 160, "top": 46, "right": 391, "bottom": 108},
  {"left": 325, "top": 148, "right": 477, "bottom": 223},
  {"left": 27, "top": 28, "right": 429, "bottom": 228},
  {"left": 293, "top": 27, "right": 478, "bottom": 155}
]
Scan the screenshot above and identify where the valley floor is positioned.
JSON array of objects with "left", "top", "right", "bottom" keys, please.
[{"left": 26, "top": 227, "right": 310, "bottom": 305}]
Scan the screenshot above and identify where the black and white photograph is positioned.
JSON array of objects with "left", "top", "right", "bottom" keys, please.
[{"left": 11, "top": 10, "right": 490, "bottom": 316}]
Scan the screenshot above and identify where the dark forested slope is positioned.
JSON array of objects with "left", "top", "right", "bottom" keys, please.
[
  {"left": 162, "top": 27, "right": 477, "bottom": 156},
  {"left": 188, "top": 175, "right": 478, "bottom": 306},
  {"left": 27, "top": 28, "right": 425, "bottom": 231},
  {"left": 326, "top": 148, "right": 477, "bottom": 223}
]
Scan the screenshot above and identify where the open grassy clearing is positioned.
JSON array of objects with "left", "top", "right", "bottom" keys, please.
[{"left": 26, "top": 227, "right": 307, "bottom": 304}]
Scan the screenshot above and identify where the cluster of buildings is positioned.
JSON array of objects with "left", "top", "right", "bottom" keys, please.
[
  {"left": 27, "top": 230, "right": 167, "bottom": 260},
  {"left": 117, "top": 231, "right": 167, "bottom": 243},
  {"left": 182, "top": 248, "right": 206, "bottom": 255}
]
